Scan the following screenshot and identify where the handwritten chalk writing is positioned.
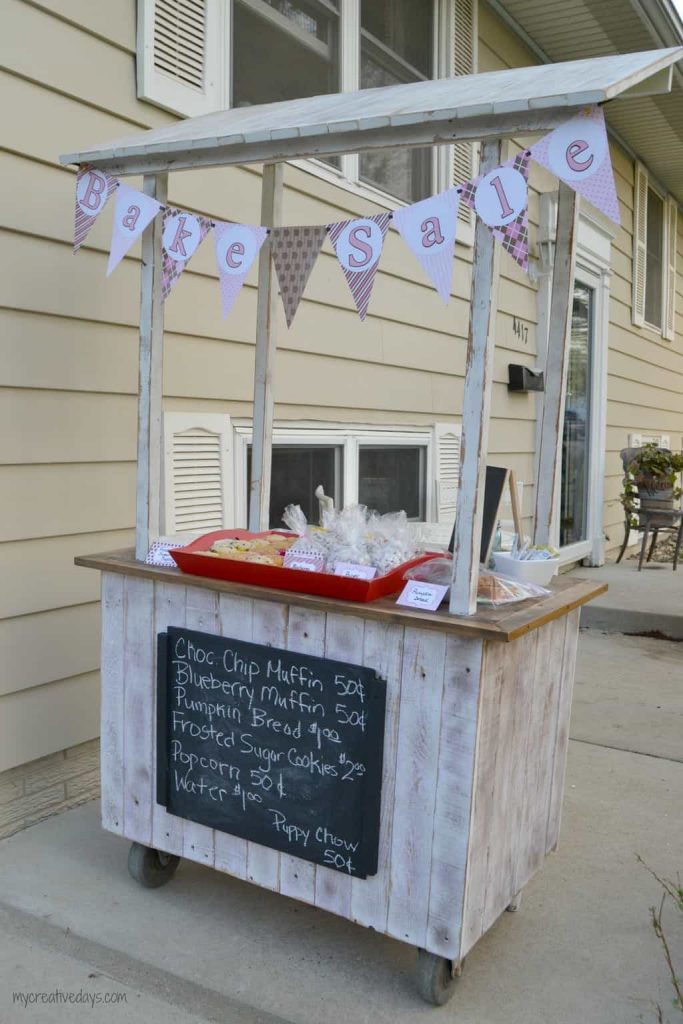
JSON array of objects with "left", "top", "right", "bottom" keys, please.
[
  {"left": 268, "top": 809, "right": 311, "bottom": 847},
  {"left": 159, "top": 627, "right": 385, "bottom": 877}
]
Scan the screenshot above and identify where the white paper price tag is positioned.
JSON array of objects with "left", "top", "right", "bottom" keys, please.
[
  {"left": 396, "top": 580, "right": 449, "bottom": 611},
  {"left": 145, "top": 541, "right": 178, "bottom": 568},
  {"left": 333, "top": 562, "right": 377, "bottom": 580},
  {"left": 284, "top": 552, "right": 324, "bottom": 573}
]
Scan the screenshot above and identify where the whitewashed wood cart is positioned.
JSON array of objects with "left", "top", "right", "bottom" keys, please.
[{"left": 63, "top": 48, "right": 679, "bottom": 1005}]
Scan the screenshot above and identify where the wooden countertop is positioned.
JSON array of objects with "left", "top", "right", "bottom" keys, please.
[{"left": 75, "top": 548, "right": 607, "bottom": 643}]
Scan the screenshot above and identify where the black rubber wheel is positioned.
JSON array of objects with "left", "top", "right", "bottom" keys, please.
[
  {"left": 415, "top": 950, "right": 460, "bottom": 1006},
  {"left": 127, "top": 842, "right": 180, "bottom": 888}
]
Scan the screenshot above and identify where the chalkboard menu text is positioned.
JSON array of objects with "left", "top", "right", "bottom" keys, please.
[{"left": 157, "top": 627, "right": 386, "bottom": 878}]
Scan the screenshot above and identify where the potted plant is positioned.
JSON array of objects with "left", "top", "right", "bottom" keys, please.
[{"left": 620, "top": 443, "right": 683, "bottom": 528}]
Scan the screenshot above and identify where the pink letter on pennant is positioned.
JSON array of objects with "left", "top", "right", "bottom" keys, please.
[
  {"left": 122, "top": 205, "right": 141, "bottom": 231},
  {"left": 77, "top": 170, "right": 108, "bottom": 214},
  {"left": 169, "top": 216, "right": 192, "bottom": 257},
  {"left": 420, "top": 216, "right": 445, "bottom": 249},
  {"left": 225, "top": 241, "right": 246, "bottom": 269},
  {"left": 565, "top": 139, "right": 593, "bottom": 173},
  {"left": 347, "top": 225, "right": 374, "bottom": 268}
]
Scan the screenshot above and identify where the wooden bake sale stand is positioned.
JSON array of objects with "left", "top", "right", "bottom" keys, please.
[{"left": 62, "top": 49, "right": 680, "bottom": 1006}]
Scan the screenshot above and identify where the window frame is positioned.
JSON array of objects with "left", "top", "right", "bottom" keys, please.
[
  {"left": 233, "top": 421, "right": 435, "bottom": 528},
  {"left": 139, "top": 0, "right": 472, "bottom": 218},
  {"left": 643, "top": 179, "right": 666, "bottom": 335}
]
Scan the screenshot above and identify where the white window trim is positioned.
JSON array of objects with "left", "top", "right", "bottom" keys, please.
[
  {"left": 138, "top": 0, "right": 476, "bottom": 234},
  {"left": 232, "top": 420, "right": 435, "bottom": 528},
  {"left": 633, "top": 161, "right": 678, "bottom": 342},
  {"left": 536, "top": 193, "right": 611, "bottom": 567}
]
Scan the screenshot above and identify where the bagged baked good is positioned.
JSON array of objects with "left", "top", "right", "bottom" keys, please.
[{"left": 476, "top": 569, "right": 549, "bottom": 606}]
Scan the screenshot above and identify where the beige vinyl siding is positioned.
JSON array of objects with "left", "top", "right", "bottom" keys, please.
[{"left": 1, "top": 0, "right": 681, "bottom": 774}]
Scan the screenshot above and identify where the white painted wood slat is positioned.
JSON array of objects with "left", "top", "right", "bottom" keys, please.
[
  {"left": 387, "top": 627, "right": 447, "bottom": 949},
  {"left": 350, "top": 620, "right": 404, "bottom": 933},
  {"left": 100, "top": 573, "right": 125, "bottom": 835},
  {"left": 182, "top": 585, "right": 219, "bottom": 867},
  {"left": 122, "top": 575, "right": 156, "bottom": 845},
  {"left": 279, "top": 606, "right": 326, "bottom": 903},
  {"left": 151, "top": 581, "right": 186, "bottom": 857}
]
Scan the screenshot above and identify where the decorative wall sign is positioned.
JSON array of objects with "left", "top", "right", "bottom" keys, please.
[
  {"left": 107, "top": 184, "right": 162, "bottom": 276},
  {"left": 328, "top": 213, "right": 392, "bottom": 320},
  {"left": 213, "top": 222, "right": 268, "bottom": 317},
  {"left": 73, "top": 164, "right": 117, "bottom": 253},
  {"left": 271, "top": 224, "right": 328, "bottom": 327},
  {"left": 530, "top": 106, "right": 620, "bottom": 225},
  {"left": 161, "top": 208, "right": 212, "bottom": 300},
  {"left": 157, "top": 628, "right": 386, "bottom": 877},
  {"left": 393, "top": 189, "right": 460, "bottom": 303}
]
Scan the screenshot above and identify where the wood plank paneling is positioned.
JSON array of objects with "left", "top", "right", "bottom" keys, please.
[
  {"left": 100, "top": 573, "right": 124, "bottom": 834},
  {"left": 122, "top": 576, "right": 155, "bottom": 845}
]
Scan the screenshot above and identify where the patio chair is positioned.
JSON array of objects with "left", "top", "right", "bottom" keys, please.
[{"left": 616, "top": 447, "right": 683, "bottom": 571}]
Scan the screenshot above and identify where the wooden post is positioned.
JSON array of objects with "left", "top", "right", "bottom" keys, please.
[
  {"left": 534, "top": 182, "right": 579, "bottom": 546},
  {"left": 135, "top": 172, "right": 168, "bottom": 560},
  {"left": 449, "top": 139, "right": 502, "bottom": 616},
  {"left": 249, "top": 163, "right": 283, "bottom": 532}
]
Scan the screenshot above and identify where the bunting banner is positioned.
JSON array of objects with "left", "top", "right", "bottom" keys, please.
[
  {"left": 75, "top": 109, "right": 622, "bottom": 319},
  {"left": 213, "top": 222, "right": 268, "bottom": 317},
  {"left": 107, "top": 184, "right": 163, "bottom": 276},
  {"left": 529, "top": 105, "right": 620, "bottom": 226},
  {"left": 73, "top": 164, "right": 118, "bottom": 253},
  {"left": 392, "top": 188, "right": 460, "bottom": 303},
  {"left": 161, "top": 208, "right": 212, "bottom": 301},
  {"left": 327, "top": 213, "right": 392, "bottom": 320},
  {"left": 459, "top": 149, "right": 531, "bottom": 271},
  {"left": 271, "top": 224, "right": 328, "bottom": 328}
]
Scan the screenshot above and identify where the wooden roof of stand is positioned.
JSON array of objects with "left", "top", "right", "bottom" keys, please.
[{"left": 60, "top": 48, "right": 683, "bottom": 176}]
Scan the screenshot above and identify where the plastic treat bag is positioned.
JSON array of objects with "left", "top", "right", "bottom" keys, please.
[
  {"left": 476, "top": 568, "right": 549, "bottom": 606},
  {"left": 367, "top": 510, "right": 417, "bottom": 574},
  {"left": 404, "top": 556, "right": 453, "bottom": 585},
  {"left": 325, "top": 504, "right": 373, "bottom": 567},
  {"left": 281, "top": 503, "right": 329, "bottom": 569}
]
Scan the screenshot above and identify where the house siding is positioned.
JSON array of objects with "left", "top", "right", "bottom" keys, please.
[{"left": 0, "top": 0, "right": 681, "bottom": 816}]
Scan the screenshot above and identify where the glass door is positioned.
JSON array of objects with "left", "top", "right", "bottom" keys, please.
[{"left": 560, "top": 283, "right": 594, "bottom": 548}]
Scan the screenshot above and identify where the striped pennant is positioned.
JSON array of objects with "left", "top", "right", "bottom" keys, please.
[
  {"left": 74, "top": 165, "right": 118, "bottom": 254},
  {"left": 327, "top": 213, "right": 391, "bottom": 321}
]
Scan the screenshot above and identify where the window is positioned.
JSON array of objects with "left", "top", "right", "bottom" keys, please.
[
  {"left": 138, "top": 0, "right": 477, "bottom": 214},
  {"left": 358, "top": 445, "right": 426, "bottom": 518},
  {"left": 632, "top": 162, "right": 678, "bottom": 340},
  {"left": 247, "top": 443, "right": 343, "bottom": 527}
]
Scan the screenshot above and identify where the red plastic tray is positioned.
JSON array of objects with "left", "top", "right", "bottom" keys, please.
[{"left": 169, "top": 529, "right": 438, "bottom": 603}]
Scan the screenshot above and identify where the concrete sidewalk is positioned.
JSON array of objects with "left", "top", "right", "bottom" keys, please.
[
  {"left": 0, "top": 630, "right": 681, "bottom": 1024},
  {"left": 572, "top": 559, "right": 683, "bottom": 638}
]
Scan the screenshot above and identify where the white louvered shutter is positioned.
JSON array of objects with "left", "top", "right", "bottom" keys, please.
[
  {"left": 452, "top": 0, "right": 478, "bottom": 246},
  {"left": 137, "top": 0, "right": 227, "bottom": 117},
  {"left": 664, "top": 197, "right": 678, "bottom": 341},
  {"left": 632, "top": 162, "right": 648, "bottom": 327},
  {"left": 163, "top": 413, "right": 234, "bottom": 534},
  {"left": 433, "top": 422, "right": 462, "bottom": 524}
]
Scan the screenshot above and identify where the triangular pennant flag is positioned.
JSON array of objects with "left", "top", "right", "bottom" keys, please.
[
  {"left": 271, "top": 224, "right": 327, "bottom": 327},
  {"left": 529, "top": 106, "right": 620, "bottom": 225},
  {"left": 327, "top": 213, "right": 391, "bottom": 320},
  {"left": 161, "top": 208, "right": 212, "bottom": 301},
  {"left": 392, "top": 189, "right": 460, "bottom": 303},
  {"left": 213, "top": 221, "right": 268, "bottom": 318},
  {"left": 73, "top": 164, "right": 117, "bottom": 253},
  {"left": 106, "top": 184, "right": 162, "bottom": 276},
  {"left": 459, "top": 150, "right": 531, "bottom": 271}
]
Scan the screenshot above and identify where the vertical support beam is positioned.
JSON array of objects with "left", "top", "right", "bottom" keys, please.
[
  {"left": 450, "top": 139, "right": 502, "bottom": 616},
  {"left": 135, "top": 172, "right": 168, "bottom": 560},
  {"left": 249, "top": 163, "right": 283, "bottom": 532},
  {"left": 534, "top": 182, "right": 579, "bottom": 546}
]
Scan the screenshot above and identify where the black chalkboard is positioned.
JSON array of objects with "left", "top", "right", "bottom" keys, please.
[
  {"left": 157, "top": 627, "right": 386, "bottom": 878},
  {"left": 448, "top": 465, "right": 509, "bottom": 564}
]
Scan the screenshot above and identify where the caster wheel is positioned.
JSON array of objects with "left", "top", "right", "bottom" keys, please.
[
  {"left": 506, "top": 891, "right": 523, "bottom": 913},
  {"left": 127, "top": 842, "right": 180, "bottom": 888},
  {"left": 415, "top": 950, "right": 462, "bottom": 1006}
]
